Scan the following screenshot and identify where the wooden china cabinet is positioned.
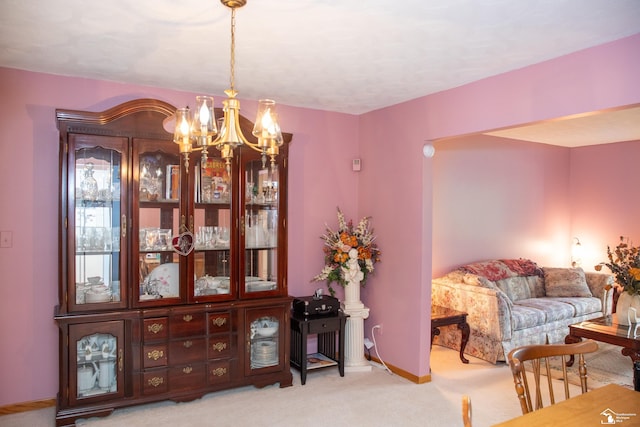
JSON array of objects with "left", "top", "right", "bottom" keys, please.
[{"left": 54, "top": 99, "right": 293, "bottom": 426}]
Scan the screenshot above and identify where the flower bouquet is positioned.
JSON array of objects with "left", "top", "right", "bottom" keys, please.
[
  {"left": 312, "top": 207, "right": 381, "bottom": 296},
  {"left": 594, "top": 236, "right": 640, "bottom": 296}
]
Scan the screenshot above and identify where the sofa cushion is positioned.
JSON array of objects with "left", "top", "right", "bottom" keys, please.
[
  {"left": 526, "top": 275, "right": 546, "bottom": 298},
  {"left": 515, "top": 298, "right": 576, "bottom": 322},
  {"left": 495, "top": 277, "right": 532, "bottom": 302},
  {"left": 546, "top": 297, "right": 602, "bottom": 316},
  {"left": 543, "top": 267, "right": 592, "bottom": 297},
  {"left": 511, "top": 305, "right": 547, "bottom": 330}
]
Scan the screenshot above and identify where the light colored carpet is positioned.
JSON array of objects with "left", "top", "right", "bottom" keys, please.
[
  {"left": 3, "top": 343, "right": 632, "bottom": 427},
  {"left": 0, "top": 346, "right": 524, "bottom": 427}
]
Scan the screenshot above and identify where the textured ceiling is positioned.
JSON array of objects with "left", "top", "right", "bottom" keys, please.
[{"left": 1, "top": 0, "right": 640, "bottom": 145}]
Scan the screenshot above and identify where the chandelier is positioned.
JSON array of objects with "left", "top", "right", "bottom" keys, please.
[{"left": 173, "top": 0, "right": 283, "bottom": 172}]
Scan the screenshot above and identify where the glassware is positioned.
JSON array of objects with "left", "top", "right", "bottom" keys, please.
[{"left": 80, "top": 162, "right": 99, "bottom": 201}]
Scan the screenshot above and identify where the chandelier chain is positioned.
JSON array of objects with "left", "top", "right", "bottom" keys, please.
[{"left": 229, "top": 7, "right": 236, "bottom": 93}]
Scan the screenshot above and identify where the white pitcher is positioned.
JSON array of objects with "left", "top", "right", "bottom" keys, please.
[
  {"left": 77, "top": 364, "right": 99, "bottom": 392},
  {"left": 98, "top": 359, "right": 114, "bottom": 390}
]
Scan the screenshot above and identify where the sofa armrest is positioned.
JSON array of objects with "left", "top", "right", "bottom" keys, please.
[
  {"left": 432, "top": 276, "right": 514, "bottom": 341},
  {"left": 585, "top": 271, "right": 614, "bottom": 315}
]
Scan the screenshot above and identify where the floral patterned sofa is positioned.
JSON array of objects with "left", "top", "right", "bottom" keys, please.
[{"left": 431, "top": 259, "right": 614, "bottom": 363}]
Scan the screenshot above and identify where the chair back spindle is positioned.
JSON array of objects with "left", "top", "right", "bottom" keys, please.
[{"left": 507, "top": 340, "right": 598, "bottom": 414}]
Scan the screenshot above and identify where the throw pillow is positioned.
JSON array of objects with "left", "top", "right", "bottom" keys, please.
[
  {"left": 544, "top": 267, "right": 592, "bottom": 297},
  {"left": 495, "top": 277, "right": 532, "bottom": 302}
]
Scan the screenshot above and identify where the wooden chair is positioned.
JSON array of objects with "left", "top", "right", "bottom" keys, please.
[
  {"left": 507, "top": 340, "right": 598, "bottom": 415},
  {"left": 462, "top": 395, "right": 472, "bottom": 427}
]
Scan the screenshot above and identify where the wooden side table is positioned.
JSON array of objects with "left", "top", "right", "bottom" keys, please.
[
  {"left": 290, "top": 311, "right": 348, "bottom": 385},
  {"left": 565, "top": 316, "right": 640, "bottom": 391},
  {"left": 431, "top": 305, "right": 470, "bottom": 364}
]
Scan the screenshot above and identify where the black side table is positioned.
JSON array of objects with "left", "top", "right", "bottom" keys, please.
[{"left": 290, "top": 311, "right": 348, "bottom": 385}]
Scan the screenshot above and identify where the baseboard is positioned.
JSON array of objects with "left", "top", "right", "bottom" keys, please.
[
  {"left": 368, "top": 356, "right": 432, "bottom": 384},
  {"left": 0, "top": 398, "right": 56, "bottom": 415}
]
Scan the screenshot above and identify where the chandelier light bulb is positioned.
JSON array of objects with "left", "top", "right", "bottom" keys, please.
[
  {"left": 199, "top": 102, "right": 210, "bottom": 128},
  {"left": 261, "top": 109, "right": 276, "bottom": 135},
  {"left": 179, "top": 116, "right": 189, "bottom": 135}
]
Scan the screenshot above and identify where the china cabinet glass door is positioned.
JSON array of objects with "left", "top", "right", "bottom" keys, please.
[
  {"left": 134, "top": 138, "right": 182, "bottom": 304},
  {"left": 69, "top": 321, "right": 124, "bottom": 405},
  {"left": 245, "top": 307, "right": 286, "bottom": 374},
  {"left": 240, "top": 157, "right": 281, "bottom": 297},
  {"left": 192, "top": 156, "right": 234, "bottom": 300},
  {"left": 69, "top": 134, "right": 127, "bottom": 310}
]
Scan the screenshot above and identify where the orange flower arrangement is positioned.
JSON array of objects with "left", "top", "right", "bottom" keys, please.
[
  {"left": 594, "top": 236, "right": 640, "bottom": 295},
  {"left": 312, "top": 207, "right": 381, "bottom": 296}
]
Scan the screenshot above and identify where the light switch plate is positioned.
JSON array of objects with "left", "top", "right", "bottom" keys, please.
[{"left": 0, "top": 231, "right": 12, "bottom": 248}]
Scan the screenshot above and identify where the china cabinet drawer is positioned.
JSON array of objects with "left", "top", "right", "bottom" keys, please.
[
  {"left": 208, "top": 335, "right": 231, "bottom": 359},
  {"left": 142, "top": 370, "right": 168, "bottom": 395},
  {"left": 143, "top": 317, "right": 168, "bottom": 341},
  {"left": 170, "top": 312, "right": 206, "bottom": 337},
  {"left": 208, "top": 360, "right": 232, "bottom": 385},
  {"left": 307, "top": 317, "right": 341, "bottom": 334},
  {"left": 143, "top": 344, "right": 168, "bottom": 368},
  {"left": 208, "top": 312, "right": 231, "bottom": 333},
  {"left": 169, "top": 364, "right": 206, "bottom": 391},
  {"left": 169, "top": 338, "right": 206, "bottom": 365}
]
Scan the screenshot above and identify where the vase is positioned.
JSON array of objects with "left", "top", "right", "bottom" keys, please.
[
  {"left": 80, "top": 162, "right": 99, "bottom": 201},
  {"left": 614, "top": 291, "right": 640, "bottom": 326}
]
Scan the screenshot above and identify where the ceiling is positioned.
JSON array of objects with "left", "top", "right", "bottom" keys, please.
[
  {"left": 483, "top": 106, "right": 640, "bottom": 147},
  {"left": 1, "top": 0, "right": 640, "bottom": 146}
]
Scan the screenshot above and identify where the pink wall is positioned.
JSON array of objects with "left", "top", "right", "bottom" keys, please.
[
  {"left": 357, "top": 101, "right": 437, "bottom": 377},
  {"left": 569, "top": 140, "right": 640, "bottom": 272},
  {"left": 1, "top": 32, "right": 639, "bottom": 406},
  {"left": 419, "top": 33, "right": 640, "bottom": 141},
  {"left": 432, "top": 135, "right": 572, "bottom": 276}
]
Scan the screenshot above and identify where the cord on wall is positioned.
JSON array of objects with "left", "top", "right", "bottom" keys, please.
[{"left": 371, "top": 325, "right": 393, "bottom": 374}]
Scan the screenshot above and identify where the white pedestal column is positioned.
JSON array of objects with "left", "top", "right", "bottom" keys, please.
[{"left": 341, "top": 281, "right": 372, "bottom": 372}]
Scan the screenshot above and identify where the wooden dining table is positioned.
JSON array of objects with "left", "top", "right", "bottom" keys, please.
[{"left": 492, "top": 384, "right": 639, "bottom": 426}]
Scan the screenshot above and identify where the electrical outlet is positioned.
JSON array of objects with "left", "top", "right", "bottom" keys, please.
[
  {"left": 373, "top": 324, "right": 383, "bottom": 335},
  {"left": 364, "top": 338, "right": 374, "bottom": 349}
]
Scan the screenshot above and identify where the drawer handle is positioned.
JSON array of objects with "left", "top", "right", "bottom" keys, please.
[
  {"left": 148, "top": 377, "right": 164, "bottom": 387},
  {"left": 183, "top": 340, "right": 193, "bottom": 348},
  {"left": 147, "top": 323, "right": 164, "bottom": 334},
  {"left": 212, "top": 317, "right": 227, "bottom": 327},
  {"left": 147, "top": 349, "right": 164, "bottom": 360},
  {"left": 211, "top": 342, "right": 227, "bottom": 352},
  {"left": 183, "top": 314, "right": 193, "bottom": 322},
  {"left": 211, "top": 367, "right": 227, "bottom": 377},
  {"left": 182, "top": 366, "right": 193, "bottom": 374}
]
